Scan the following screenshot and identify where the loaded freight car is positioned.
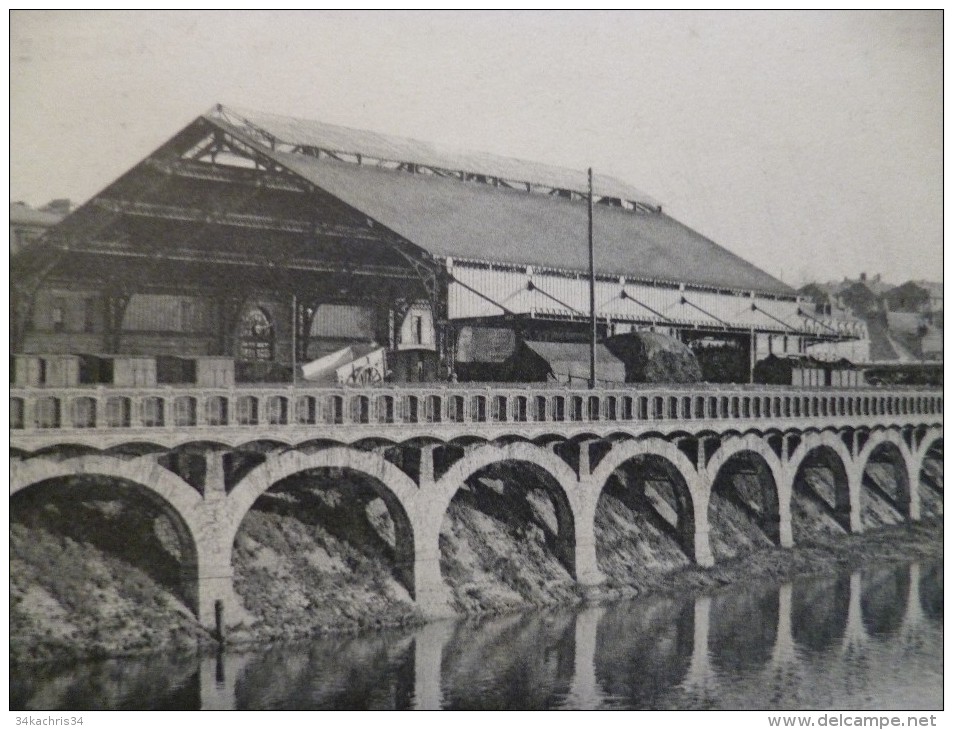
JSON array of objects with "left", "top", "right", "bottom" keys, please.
[{"left": 753, "top": 354, "right": 863, "bottom": 387}]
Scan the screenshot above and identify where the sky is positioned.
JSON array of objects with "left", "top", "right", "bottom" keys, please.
[{"left": 9, "top": 10, "right": 943, "bottom": 288}]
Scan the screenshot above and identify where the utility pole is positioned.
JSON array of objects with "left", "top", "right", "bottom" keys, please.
[
  {"left": 749, "top": 324, "right": 755, "bottom": 384},
  {"left": 291, "top": 294, "right": 297, "bottom": 385},
  {"left": 588, "top": 167, "right": 597, "bottom": 390}
]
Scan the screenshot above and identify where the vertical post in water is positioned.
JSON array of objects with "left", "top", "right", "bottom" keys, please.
[
  {"left": 214, "top": 599, "right": 225, "bottom": 642},
  {"left": 588, "top": 167, "right": 597, "bottom": 390}
]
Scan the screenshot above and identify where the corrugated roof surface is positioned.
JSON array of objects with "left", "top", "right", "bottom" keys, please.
[
  {"left": 218, "top": 106, "right": 660, "bottom": 207},
  {"left": 267, "top": 148, "right": 793, "bottom": 296},
  {"left": 523, "top": 341, "right": 626, "bottom": 383}
]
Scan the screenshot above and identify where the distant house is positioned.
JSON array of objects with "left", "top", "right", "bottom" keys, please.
[
  {"left": 884, "top": 281, "right": 931, "bottom": 313},
  {"left": 916, "top": 281, "right": 943, "bottom": 313},
  {"left": 799, "top": 271, "right": 945, "bottom": 366},
  {"left": 836, "top": 281, "right": 882, "bottom": 317},
  {"left": 10, "top": 199, "right": 71, "bottom": 255}
]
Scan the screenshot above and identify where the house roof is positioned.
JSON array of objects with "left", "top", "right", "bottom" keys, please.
[{"left": 914, "top": 280, "right": 943, "bottom": 298}]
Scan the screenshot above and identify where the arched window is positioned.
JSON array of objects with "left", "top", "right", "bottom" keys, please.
[{"left": 239, "top": 307, "right": 274, "bottom": 361}]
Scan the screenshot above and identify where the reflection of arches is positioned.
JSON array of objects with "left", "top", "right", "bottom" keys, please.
[
  {"left": 708, "top": 583, "right": 779, "bottom": 673},
  {"left": 439, "top": 611, "right": 576, "bottom": 710},
  {"left": 226, "top": 448, "right": 419, "bottom": 595},
  {"left": 918, "top": 562, "right": 943, "bottom": 621},
  {"left": 239, "top": 306, "right": 274, "bottom": 361},
  {"left": 561, "top": 606, "right": 608, "bottom": 710},
  {"left": 10, "top": 456, "right": 203, "bottom": 615},
  {"left": 595, "top": 595, "right": 694, "bottom": 706},
  {"left": 860, "top": 564, "right": 911, "bottom": 638},
  {"left": 791, "top": 573, "right": 850, "bottom": 652}
]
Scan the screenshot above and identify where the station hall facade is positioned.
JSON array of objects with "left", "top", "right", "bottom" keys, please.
[{"left": 12, "top": 104, "right": 863, "bottom": 386}]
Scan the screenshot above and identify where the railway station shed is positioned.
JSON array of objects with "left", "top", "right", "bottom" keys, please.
[{"left": 12, "top": 104, "right": 863, "bottom": 384}]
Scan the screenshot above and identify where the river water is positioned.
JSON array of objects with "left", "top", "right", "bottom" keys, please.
[{"left": 11, "top": 560, "right": 942, "bottom": 710}]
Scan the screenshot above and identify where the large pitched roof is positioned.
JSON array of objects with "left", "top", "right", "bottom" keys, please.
[
  {"left": 272, "top": 149, "right": 792, "bottom": 294},
  {"left": 206, "top": 107, "right": 793, "bottom": 296},
  {"left": 219, "top": 105, "right": 661, "bottom": 209}
]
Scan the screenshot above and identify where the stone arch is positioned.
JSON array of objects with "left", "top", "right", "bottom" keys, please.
[
  {"left": 588, "top": 437, "right": 707, "bottom": 564},
  {"left": 224, "top": 447, "right": 421, "bottom": 593},
  {"left": 856, "top": 429, "right": 916, "bottom": 520},
  {"left": 10, "top": 455, "right": 205, "bottom": 617},
  {"left": 705, "top": 434, "right": 788, "bottom": 550},
  {"left": 432, "top": 441, "right": 585, "bottom": 578},
  {"left": 915, "top": 426, "right": 943, "bottom": 461},
  {"left": 11, "top": 455, "right": 203, "bottom": 534},
  {"left": 434, "top": 442, "right": 581, "bottom": 515},
  {"left": 787, "top": 432, "right": 857, "bottom": 534},
  {"left": 913, "top": 427, "right": 943, "bottom": 498}
]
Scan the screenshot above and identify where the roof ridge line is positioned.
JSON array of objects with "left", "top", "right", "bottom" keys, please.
[{"left": 210, "top": 103, "right": 662, "bottom": 209}]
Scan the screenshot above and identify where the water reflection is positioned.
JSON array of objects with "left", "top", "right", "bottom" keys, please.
[
  {"left": 861, "top": 564, "right": 912, "bottom": 637},
  {"left": 792, "top": 573, "right": 851, "bottom": 652},
  {"left": 11, "top": 560, "right": 942, "bottom": 711},
  {"left": 594, "top": 593, "right": 694, "bottom": 706},
  {"left": 440, "top": 610, "right": 575, "bottom": 709},
  {"left": 919, "top": 562, "right": 943, "bottom": 620},
  {"left": 709, "top": 582, "right": 779, "bottom": 672}
]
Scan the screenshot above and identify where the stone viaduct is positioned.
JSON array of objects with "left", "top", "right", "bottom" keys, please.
[{"left": 10, "top": 383, "right": 943, "bottom": 631}]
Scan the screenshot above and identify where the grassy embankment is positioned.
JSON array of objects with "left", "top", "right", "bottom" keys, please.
[{"left": 10, "top": 459, "right": 943, "bottom": 663}]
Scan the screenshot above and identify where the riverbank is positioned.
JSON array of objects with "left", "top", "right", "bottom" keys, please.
[
  {"left": 10, "top": 466, "right": 943, "bottom": 665},
  {"left": 595, "top": 517, "right": 942, "bottom": 604}
]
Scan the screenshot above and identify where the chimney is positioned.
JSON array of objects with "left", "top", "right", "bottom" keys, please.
[{"left": 860, "top": 272, "right": 867, "bottom": 282}]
